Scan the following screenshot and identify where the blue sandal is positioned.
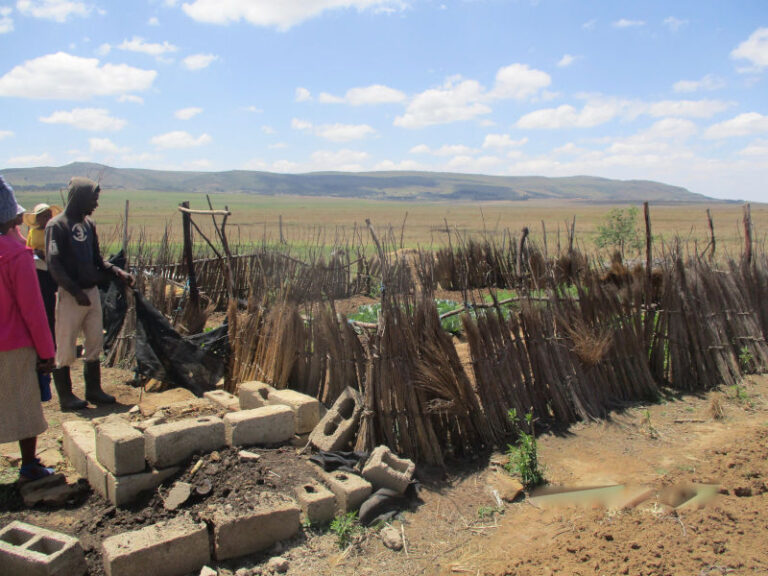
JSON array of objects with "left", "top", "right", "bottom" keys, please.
[{"left": 19, "top": 463, "right": 55, "bottom": 481}]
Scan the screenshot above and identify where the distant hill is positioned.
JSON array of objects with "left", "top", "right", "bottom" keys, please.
[{"left": 1, "top": 162, "right": 716, "bottom": 203}]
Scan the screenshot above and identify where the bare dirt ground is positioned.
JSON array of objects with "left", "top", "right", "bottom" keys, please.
[{"left": 2, "top": 362, "right": 767, "bottom": 576}]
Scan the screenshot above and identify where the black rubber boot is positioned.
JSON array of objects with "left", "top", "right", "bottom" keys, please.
[
  {"left": 84, "top": 360, "right": 115, "bottom": 405},
  {"left": 51, "top": 367, "right": 87, "bottom": 411}
]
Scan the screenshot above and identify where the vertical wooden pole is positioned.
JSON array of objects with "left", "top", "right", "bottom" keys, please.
[
  {"left": 181, "top": 201, "right": 200, "bottom": 308},
  {"left": 706, "top": 208, "right": 716, "bottom": 262},
  {"left": 743, "top": 203, "right": 752, "bottom": 266},
  {"left": 122, "top": 200, "right": 130, "bottom": 256},
  {"left": 644, "top": 202, "right": 652, "bottom": 289}
]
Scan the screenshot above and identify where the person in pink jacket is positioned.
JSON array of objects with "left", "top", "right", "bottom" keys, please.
[{"left": 0, "top": 175, "right": 56, "bottom": 481}]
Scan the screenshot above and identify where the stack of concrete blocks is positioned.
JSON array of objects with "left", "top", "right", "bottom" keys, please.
[
  {"left": 309, "top": 387, "right": 363, "bottom": 451},
  {"left": 101, "top": 501, "right": 302, "bottom": 575},
  {"left": 203, "top": 389, "right": 240, "bottom": 412},
  {"left": 316, "top": 469, "right": 372, "bottom": 513},
  {"left": 362, "top": 445, "right": 415, "bottom": 494},
  {"left": 223, "top": 405, "right": 295, "bottom": 446},
  {"left": 0, "top": 521, "right": 87, "bottom": 576},
  {"left": 238, "top": 380, "right": 275, "bottom": 409},
  {"left": 237, "top": 380, "right": 321, "bottom": 441}
]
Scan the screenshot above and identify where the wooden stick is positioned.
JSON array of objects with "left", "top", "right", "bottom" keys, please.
[{"left": 177, "top": 206, "right": 231, "bottom": 216}]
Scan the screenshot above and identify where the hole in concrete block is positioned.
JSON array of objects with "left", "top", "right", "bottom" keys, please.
[
  {"left": 28, "top": 537, "right": 64, "bottom": 556},
  {"left": 382, "top": 451, "right": 411, "bottom": 474},
  {"left": 1, "top": 528, "right": 34, "bottom": 546},
  {"left": 258, "top": 388, "right": 270, "bottom": 400},
  {"left": 324, "top": 418, "right": 340, "bottom": 436},
  {"left": 335, "top": 474, "right": 348, "bottom": 481},
  {"left": 338, "top": 398, "right": 355, "bottom": 419},
  {"left": 197, "top": 418, "right": 213, "bottom": 423},
  {"left": 304, "top": 485, "right": 316, "bottom": 494}
]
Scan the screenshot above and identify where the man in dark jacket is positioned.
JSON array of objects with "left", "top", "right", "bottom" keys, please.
[{"left": 45, "top": 177, "right": 133, "bottom": 410}]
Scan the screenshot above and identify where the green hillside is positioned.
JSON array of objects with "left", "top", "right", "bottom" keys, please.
[{"left": 1, "top": 162, "right": 715, "bottom": 203}]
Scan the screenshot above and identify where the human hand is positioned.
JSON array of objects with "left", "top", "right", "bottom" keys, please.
[
  {"left": 74, "top": 290, "right": 91, "bottom": 307},
  {"left": 37, "top": 357, "right": 55, "bottom": 373},
  {"left": 115, "top": 268, "right": 135, "bottom": 287}
]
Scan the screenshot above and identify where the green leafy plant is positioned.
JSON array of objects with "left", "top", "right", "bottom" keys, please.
[
  {"left": 728, "top": 383, "right": 753, "bottom": 407},
  {"left": 504, "top": 408, "right": 545, "bottom": 489},
  {"left": 642, "top": 409, "right": 659, "bottom": 439},
  {"left": 595, "top": 206, "right": 643, "bottom": 255},
  {"left": 738, "top": 346, "right": 755, "bottom": 374},
  {"left": 477, "top": 505, "right": 504, "bottom": 520},
  {"left": 329, "top": 511, "right": 362, "bottom": 549}
]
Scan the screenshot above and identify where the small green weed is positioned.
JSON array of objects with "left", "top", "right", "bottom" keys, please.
[
  {"left": 477, "top": 505, "right": 504, "bottom": 520},
  {"left": 728, "top": 384, "right": 753, "bottom": 408},
  {"left": 329, "top": 511, "right": 362, "bottom": 549},
  {"left": 642, "top": 409, "right": 659, "bottom": 439},
  {"left": 504, "top": 409, "right": 545, "bottom": 489},
  {"left": 739, "top": 346, "right": 756, "bottom": 374}
]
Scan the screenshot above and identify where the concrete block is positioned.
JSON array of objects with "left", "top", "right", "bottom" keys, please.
[
  {"left": 204, "top": 390, "right": 240, "bottom": 411},
  {"left": 101, "top": 515, "right": 210, "bottom": 576},
  {"left": 86, "top": 453, "right": 109, "bottom": 499},
  {"left": 295, "top": 482, "right": 336, "bottom": 525},
  {"left": 144, "top": 416, "right": 226, "bottom": 468},
  {"left": 0, "top": 521, "right": 86, "bottom": 576},
  {"left": 362, "top": 445, "right": 415, "bottom": 494},
  {"left": 309, "top": 387, "right": 363, "bottom": 452},
  {"left": 238, "top": 381, "right": 275, "bottom": 410},
  {"left": 317, "top": 469, "right": 372, "bottom": 512},
  {"left": 95, "top": 419, "right": 146, "bottom": 476},
  {"left": 212, "top": 499, "right": 300, "bottom": 561},
  {"left": 223, "top": 405, "right": 294, "bottom": 447},
  {"left": 107, "top": 467, "right": 180, "bottom": 507},
  {"left": 62, "top": 420, "right": 95, "bottom": 478},
  {"left": 267, "top": 389, "right": 321, "bottom": 434}
]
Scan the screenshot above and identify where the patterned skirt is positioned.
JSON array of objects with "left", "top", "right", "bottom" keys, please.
[{"left": 0, "top": 347, "right": 47, "bottom": 443}]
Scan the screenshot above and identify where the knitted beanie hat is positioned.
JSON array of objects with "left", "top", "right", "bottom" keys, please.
[{"left": 0, "top": 175, "right": 25, "bottom": 224}]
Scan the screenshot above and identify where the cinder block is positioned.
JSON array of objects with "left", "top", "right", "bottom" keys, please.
[
  {"left": 362, "top": 445, "right": 415, "bottom": 494},
  {"left": 238, "top": 381, "right": 275, "bottom": 410},
  {"left": 96, "top": 419, "right": 146, "bottom": 476},
  {"left": 295, "top": 483, "right": 336, "bottom": 525},
  {"left": 107, "top": 467, "right": 180, "bottom": 507},
  {"left": 86, "top": 453, "right": 109, "bottom": 499},
  {"left": 212, "top": 500, "right": 300, "bottom": 561},
  {"left": 223, "top": 405, "right": 294, "bottom": 447},
  {"left": 144, "top": 416, "right": 226, "bottom": 468},
  {"left": 0, "top": 521, "right": 86, "bottom": 576},
  {"left": 317, "top": 469, "right": 372, "bottom": 512},
  {"left": 267, "top": 389, "right": 321, "bottom": 434},
  {"left": 309, "top": 387, "right": 363, "bottom": 452},
  {"left": 101, "top": 515, "right": 210, "bottom": 576},
  {"left": 62, "top": 420, "right": 96, "bottom": 478},
  {"left": 204, "top": 390, "right": 240, "bottom": 411}
]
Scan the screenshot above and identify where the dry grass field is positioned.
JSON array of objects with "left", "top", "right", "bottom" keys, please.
[{"left": 15, "top": 188, "right": 767, "bottom": 256}]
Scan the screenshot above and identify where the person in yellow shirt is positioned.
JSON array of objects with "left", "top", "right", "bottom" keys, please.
[{"left": 23, "top": 204, "right": 61, "bottom": 341}]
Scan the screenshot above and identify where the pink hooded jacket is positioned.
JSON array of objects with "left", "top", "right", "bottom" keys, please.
[{"left": 0, "top": 233, "right": 55, "bottom": 358}]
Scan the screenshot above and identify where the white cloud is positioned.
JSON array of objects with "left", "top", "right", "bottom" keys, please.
[
  {"left": 673, "top": 74, "right": 726, "bottom": 93},
  {"left": 95, "top": 43, "right": 111, "bottom": 57},
  {"left": 261, "top": 125, "right": 275, "bottom": 134},
  {"left": 663, "top": 17, "right": 688, "bottom": 32},
  {"left": 395, "top": 77, "right": 490, "bottom": 128},
  {"left": 8, "top": 152, "right": 53, "bottom": 166},
  {"left": 295, "top": 87, "right": 312, "bottom": 102},
  {"left": 0, "top": 6, "right": 13, "bottom": 34},
  {"left": 739, "top": 139, "right": 768, "bottom": 157},
  {"left": 89, "top": 137, "right": 129, "bottom": 153},
  {"left": 148, "top": 16, "right": 159, "bottom": 25},
  {"left": 731, "top": 27, "right": 768, "bottom": 71},
  {"left": 373, "top": 159, "right": 423, "bottom": 171},
  {"left": 582, "top": 19, "right": 596, "bottom": 31},
  {"left": 409, "top": 144, "right": 430, "bottom": 154},
  {"left": 118, "top": 94, "right": 144, "bottom": 104},
  {"left": 0, "top": 52, "right": 156, "bottom": 100},
  {"left": 40, "top": 108, "right": 127, "bottom": 131},
  {"left": 151, "top": 130, "right": 211, "bottom": 148},
  {"left": 489, "top": 64, "right": 551, "bottom": 100},
  {"left": 320, "top": 84, "right": 406, "bottom": 105},
  {"left": 0, "top": 129, "right": 14, "bottom": 140},
  {"left": 705, "top": 112, "right": 768, "bottom": 139},
  {"left": 175, "top": 106, "right": 202, "bottom": 120},
  {"left": 183, "top": 53, "right": 217, "bottom": 70},
  {"left": 516, "top": 101, "right": 624, "bottom": 129},
  {"left": 309, "top": 149, "right": 369, "bottom": 171},
  {"left": 647, "top": 99, "right": 731, "bottom": 118},
  {"left": 613, "top": 19, "right": 645, "bottom": 28},
  {"left": 16, "top": 0, "right": 90, "bottom": 22},
  {"left": 316, "top": 123, "right": 375, "bottom": 142},
  {"left": 482, "top": 134, "right": 527, "bottom": 149},
  {"left": 291, "top": 118, "right": 312, "bottom": 131},
  {"left": 243, "top": 105, "right": 262, "bottom": 113},
  {"left": 557, "top": 54, "right": 576, "bottom": 68},
  {"left": 446, "top": 154, "right": 502, "bottom": 171},
  {"left": 180, "top": 0, "right": 407, "bottom": 31},
  {"left": 118, "top": 36, "right": 178, "bottom": 57},
  {"left": 268, "top": 142, "right": 287, "bottom": 149}
]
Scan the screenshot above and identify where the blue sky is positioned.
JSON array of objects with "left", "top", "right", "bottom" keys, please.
[{"left": 0, "top": 0, "right": 767, "bottom": 201}]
